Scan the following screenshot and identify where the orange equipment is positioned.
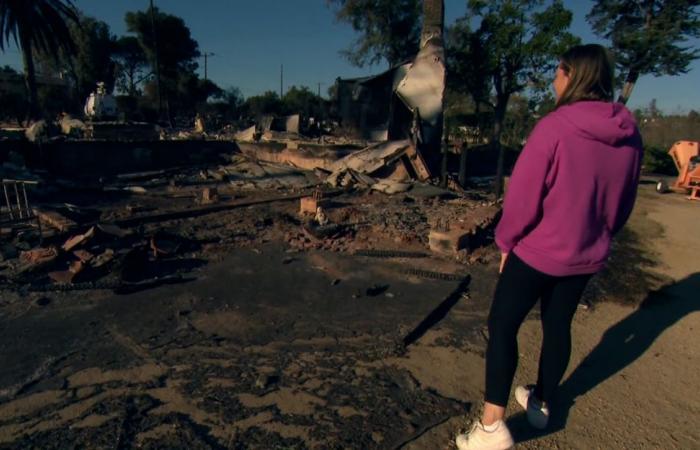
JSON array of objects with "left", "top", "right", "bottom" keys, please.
[{"left": 664, "top": 141, "right": 700, "bottom": 201}]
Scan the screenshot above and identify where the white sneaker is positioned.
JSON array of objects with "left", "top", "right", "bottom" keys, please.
[
  {"left": 455, "top": 420, "right": 514, "bottom": 450},
  {"left": 515, "top": 385, "right": 550, "bottom": 429}
]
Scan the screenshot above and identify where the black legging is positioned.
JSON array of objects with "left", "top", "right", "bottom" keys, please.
[{"left": 485, "top": 252, "right": 592, "bottom": 407}]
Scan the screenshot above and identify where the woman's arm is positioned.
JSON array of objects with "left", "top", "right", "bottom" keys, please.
[{"left": 495, "top": 120, "right": 557, "bottom": 254}]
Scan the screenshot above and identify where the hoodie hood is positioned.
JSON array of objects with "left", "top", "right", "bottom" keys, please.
[{"left": 554, "top": 101, "right": 638, "bottom": 146}]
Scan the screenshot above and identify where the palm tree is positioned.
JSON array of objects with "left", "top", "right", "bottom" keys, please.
[{"left": 0, "top": 0, "right": 79, "bottom": 120}]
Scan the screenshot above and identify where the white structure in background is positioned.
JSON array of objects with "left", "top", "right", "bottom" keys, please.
[
  {"left": 84, "top": 82, "right": 118, "bottom": 120},
  {"left": 394, "top": 0, "right": 445, "bottom": 149}
]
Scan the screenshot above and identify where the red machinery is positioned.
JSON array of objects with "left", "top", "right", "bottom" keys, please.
[{"left": 657, "top": 141, "right": 700, "bottom": 201}]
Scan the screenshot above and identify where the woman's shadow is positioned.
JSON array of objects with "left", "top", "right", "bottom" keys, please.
[{"left": 507, "top": 272, "right": 700, "bottom": 442}]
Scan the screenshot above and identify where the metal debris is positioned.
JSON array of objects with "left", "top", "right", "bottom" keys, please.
[
  {"left": 353, "top": 249, "right": 428, "bottom": 258},
  {"left": 400, "top": 268, "right": 467, "bottom": 282}
]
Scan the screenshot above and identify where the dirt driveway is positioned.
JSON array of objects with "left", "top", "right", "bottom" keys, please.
[{"left": 406, "top": 181, "right": 700, "bottom": 449}]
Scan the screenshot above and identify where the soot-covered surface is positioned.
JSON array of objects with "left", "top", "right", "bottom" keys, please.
[{"left": 0, "top": 245, "right": 493, "bottom": 449}]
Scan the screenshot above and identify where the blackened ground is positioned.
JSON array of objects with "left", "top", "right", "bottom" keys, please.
[{"left": 0, "top": 237, "right": 496, "bottom": 449}]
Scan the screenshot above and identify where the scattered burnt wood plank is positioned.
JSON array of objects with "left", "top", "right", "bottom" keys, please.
[
  {"left": 114, "top": 190, "right": 339, "bottom": 227},
  {"left": 36, "top": 209, "right": 77, "bottom": 232}
]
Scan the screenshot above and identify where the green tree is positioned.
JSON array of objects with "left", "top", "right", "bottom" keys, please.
[
  {"left": 175, "top": 73, "right": 221, "bottom": 113},
  {"left": 221, "top": 87, "right": 245, "bottom": 112},
  {"left": 447, "top": 19, "right": 491, "bottom": 114},
  {"left": 113, "top": 36, "right": 149, "bottom": 96},
  {"left": 35, "top": 15, "right": 116, "bottom": 107},
  {"left": 645, "top": 98, "right": 661, "bottom": 119},
  {"left": 501, "top": 95, "right": 542, "bottom": 147},
  {"left": 282, "top": 85, "right": 325, "bottom": 118},
  {"left": 69, "top": 16, "right": 115, "bottom": 101},
  {"left": 206, "top": 86, "right": 245, "bottom": 122},
  {"left": 451, "top": 0, "right": 579, "bottom": 195},
  {"left": 0, "top": 65, "right": 25, "bottom": 124},
  {"left": 587, "top": 0, "right": 700, "bottom": 105},
  {"left": 243, "top": 91, "right": 284, "bottom": 119},
  {"left": 125, "top": 6, "right": 200, "bottom": 118},
  {"left": 0, "top": 0, "right": 79, "bottom": 119},
  {"left": 327, "top": 0, "right": 421, "bottom": 67}
]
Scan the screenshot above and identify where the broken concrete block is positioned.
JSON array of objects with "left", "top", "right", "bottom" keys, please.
[
  {"left": 91, "top": 249, "right": 114, "bottom": 268},
  {"left": 62, "top": 227, "right": 96, "bottom": 252},
  {"left": 37, "top": 210, "right": 77, "bottom": 233},
  {"left": 48, "top": 260, "right": 84, "bottom": 284},
  {"left": 59, "top": 114, "right": 86, "bottom": 137},
  {"left": 201, "top": 187, "right": 219, "bottom": 205},
  {"left": 20, "top": 247, "right": 57, "bottom": 264},
  {"left": 429, "top": 227, "right": 470, "bottom": 255},
  {"left": 73, "top": 250, "right": 94, "bottom": 263},
  {"left": 300, "top": 196, "right": 327, "bottom": 215},
  {"left": 18, "top": 247, "right": 59, "bottom": 273},
  {"left": 371, "top": 180, "right": 412, "bottom": 195},
  {"left": 234, "top": 125, "right": 256, "bottom": 142},
  {"left": 25, "top": 120, "right": 51, "bottom": 143}
]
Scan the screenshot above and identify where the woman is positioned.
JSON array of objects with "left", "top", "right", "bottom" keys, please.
[{"left": 456, "top": 44, "right": 643, "bottom": 450}]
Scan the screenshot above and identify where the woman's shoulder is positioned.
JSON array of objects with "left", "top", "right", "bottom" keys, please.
[
  {"left": 537, "top": 104, "right": 582, "bottom": 126},
  {"left": 530, "top": 109, "right": 567, "bottom": 140},
  {"left": 522, "top": 112, "right": 565, "bottom": 155}
]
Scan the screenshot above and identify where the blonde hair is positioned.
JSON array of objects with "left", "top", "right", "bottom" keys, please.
[{"left": 556, "top": 44, "right": 614, "bottom": 108}]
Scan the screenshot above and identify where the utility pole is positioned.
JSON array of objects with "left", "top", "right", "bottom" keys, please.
[
  {"left": 149, "top": 0, "right": 163, "bottom": 120},
  {"left": 201, "top": 52, "right": 216, "bottom": 82},
  {"left": 280, "top": 64, "right": 284, "bottom": 98},
  {"left": 317, "top": 82, "right": 325, "bottom": 120}
]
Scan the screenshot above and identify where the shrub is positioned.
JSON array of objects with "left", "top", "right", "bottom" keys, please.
[{"left": 642, "top": 145, "right": 677, "bottom": 175}]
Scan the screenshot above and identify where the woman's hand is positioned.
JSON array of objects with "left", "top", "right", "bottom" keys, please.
[{"left": 499, "top": 253, "right": 509, "bottom": 273}]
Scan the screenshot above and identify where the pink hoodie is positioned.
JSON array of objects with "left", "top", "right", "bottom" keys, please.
[{"left": 495, "top": 100, "right": 643, "bottom": 276}]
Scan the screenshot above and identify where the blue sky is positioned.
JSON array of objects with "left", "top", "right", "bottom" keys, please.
[{"left": 1, "top": 0, "right": 698, "bottom": 112}]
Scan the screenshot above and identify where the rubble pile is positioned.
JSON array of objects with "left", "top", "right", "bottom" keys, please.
[
  {"left": 0, "top": 219, "right": 201, "bottom": 292},
  {"left": 1, "top": 140, "right": 500, "bottom": 294},
  {"left": 1, "top": 6, "right": 496, "bottom": 297}
]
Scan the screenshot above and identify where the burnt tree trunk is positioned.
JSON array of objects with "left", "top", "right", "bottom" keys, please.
[
  {"left": 617, "top": 69, "right": 639, "bottom": 105},
  {"left": 493, "top": 97, "right": 508, "bottom": 197}
]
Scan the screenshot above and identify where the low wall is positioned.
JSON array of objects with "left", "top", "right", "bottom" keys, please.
[{"left": 21, "top": 139, "right": 238, "bottom": 177}]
